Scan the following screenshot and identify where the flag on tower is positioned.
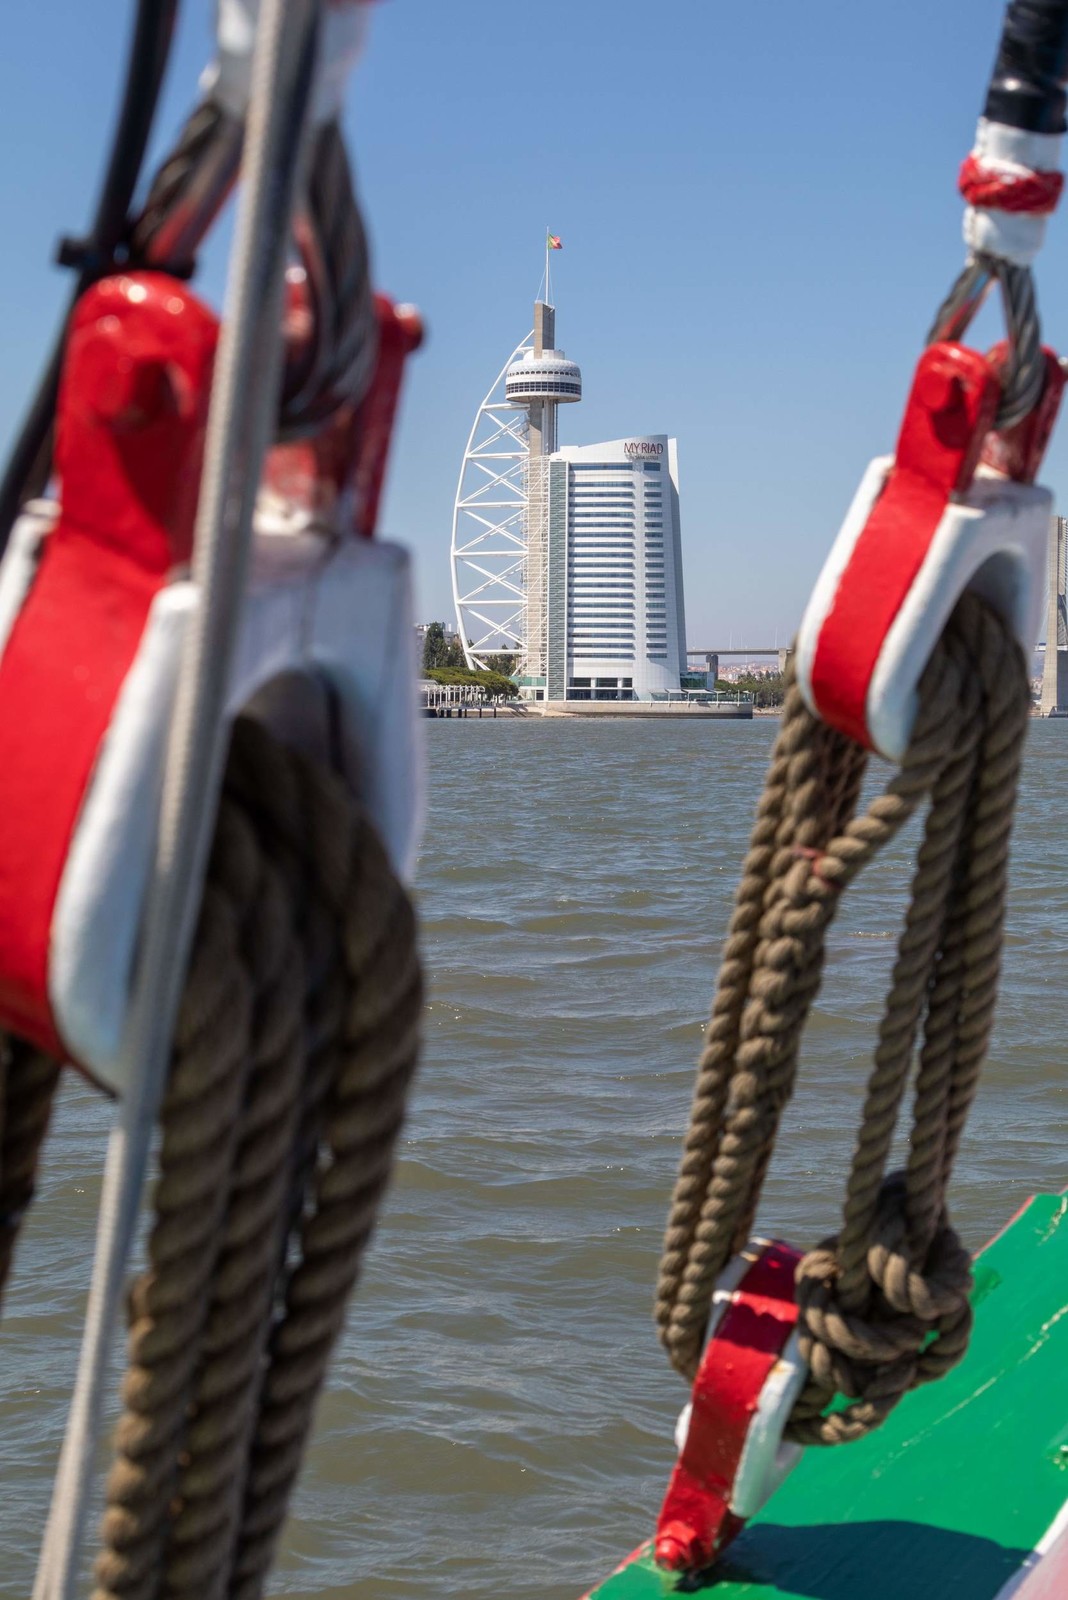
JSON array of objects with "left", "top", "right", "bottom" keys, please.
[{"left": 547, "top": 233, "right": 563, "bottom": 250}]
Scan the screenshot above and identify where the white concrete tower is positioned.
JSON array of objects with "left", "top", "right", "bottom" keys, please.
[
  {"left": 505, "top": 302, "right": 581, "bottom": 685},
  {"left": 1040, "top": 514, "right": 1068, "bottom": 715}
]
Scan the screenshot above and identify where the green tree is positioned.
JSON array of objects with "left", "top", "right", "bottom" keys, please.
[
  {"left": 484, "top": 652, "right": 519, "bottom": 678},
  {"left": 732, "top": 671, "right": 786, "bottom": 708},
  {"left": 422, "top": 624, "right": 467, "bottom": 672},
  {"left": 421, "top": 622, "right": 449, "bottom": 671}
]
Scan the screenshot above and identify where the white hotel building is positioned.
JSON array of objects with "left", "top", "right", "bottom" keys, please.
[{"left": 542, "top": 436, "right": 687, "bottom": 701}]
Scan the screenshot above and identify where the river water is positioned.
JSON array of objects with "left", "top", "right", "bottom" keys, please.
[{"left": 2, "top": 717, "right": 1067, "bottom": 1598}]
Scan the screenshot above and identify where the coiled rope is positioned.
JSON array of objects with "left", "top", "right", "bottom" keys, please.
[
  {"left": 656, "top": 592, "right": 1030, "bottom": 1446},
  {"left": 0, "top": 713, "right": 421, "bottom": 1594}
]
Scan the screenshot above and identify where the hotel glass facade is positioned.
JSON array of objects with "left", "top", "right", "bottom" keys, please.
[{"left": 540, "top": 436, "right": 687, "bottom": 701}]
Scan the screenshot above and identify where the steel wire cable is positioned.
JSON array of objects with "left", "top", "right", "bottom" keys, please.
[
  {"left": 926, "top": 255, "right": 1046, "bottom": 431},
  {"left": 130, "top": 99, "right": 245, "bottom": 273},
  {"left": 129, "top": 104, "right": 378, "bottom": 438},
  {"left": 279, "top": 118, "right": 379, "bottom": 437}
]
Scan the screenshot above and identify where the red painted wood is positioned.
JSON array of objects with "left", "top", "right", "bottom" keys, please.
[
  {"left": 0, "top": 274, "right": 217, "bottom": 1057},
  {"left": 809, "top": 343, "right": 1000, "bottom": 748},
  {"left": 654, "top": 1242, "right": 801, "bottom": 1573}
]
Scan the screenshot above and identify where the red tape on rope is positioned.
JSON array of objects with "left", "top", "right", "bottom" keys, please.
[{"left": 959, "top": 153, "right": 1064, "bottom": 214}]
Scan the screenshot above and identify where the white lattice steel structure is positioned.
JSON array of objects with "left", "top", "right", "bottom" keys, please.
[
  {"left": 451, "top": 302, "right": 581, "bottom": 673},
  {"left": 450, "top": 335, "right": 533, "bottom": 670}
]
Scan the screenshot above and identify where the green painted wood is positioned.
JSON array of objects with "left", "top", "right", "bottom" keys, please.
[{"left": 584, "top": 1195, "right": 1068, "bottom": 1600}]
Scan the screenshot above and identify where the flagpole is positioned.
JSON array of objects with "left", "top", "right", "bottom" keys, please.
[{"left": 545, "top": 226, "right": 550, "bottom": 306}]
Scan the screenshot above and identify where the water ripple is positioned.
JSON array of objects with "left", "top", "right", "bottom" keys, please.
[{"left": 1, "top": 717, "right": 1066, "bottom": 1598}]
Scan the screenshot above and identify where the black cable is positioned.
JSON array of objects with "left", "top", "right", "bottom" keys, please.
[
  {"left": 0, "top": 0, "right": 179, "bottom": 553},
  {"left": 279, "top": 120, "right": 378, "bottom": 439},
  {"left": 984, "top": 0, "right": 1068, "bottom": 132},
  {"left": 130, "top": 98, "right": 244, "bottom": 272}
]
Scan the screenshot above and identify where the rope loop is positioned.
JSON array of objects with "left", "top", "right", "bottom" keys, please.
[{"left": 656, "top": 590, "right": 1030, "bottom": 1447}]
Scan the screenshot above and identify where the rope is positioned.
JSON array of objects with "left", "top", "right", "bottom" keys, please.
[
  {"left": 128, "top": 99, "right": 244, "bottom": 275},
  {"left": 0, "top": 711, "right": 419, "bottom": 1593},
  {"left": 656, "top": 592, "right": 1030, "bottom": 1445},
  {"left": 88, "top": 714, "right": 421, "bottom": 1597},
  {"left": 34, "top": 15, "right": 325, "bottom": 1595},
  {"left": 0, "top": 1040, "right": 60, "bottom": 1306},
  {"left": 958, "top": 153, "right": 1065, "bottom": 214}
]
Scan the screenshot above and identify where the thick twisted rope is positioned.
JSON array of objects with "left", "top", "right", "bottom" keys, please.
[
  {"left": 89, "top": 714, "right": 420, "bottom": 1598},
  {"left": 656, "top": 592, "right": 1029, "bottom": 1445},
  {"left": 0, "top": 711, "right": 420, "bottom": 1594},
  {"left": 0, "top": 1039, "right": 61, "bottom": 1307}
]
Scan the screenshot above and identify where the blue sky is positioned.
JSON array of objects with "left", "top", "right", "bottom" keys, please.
[{"left": 0, "top": 0, "right": 1062, "bottom": 646}]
